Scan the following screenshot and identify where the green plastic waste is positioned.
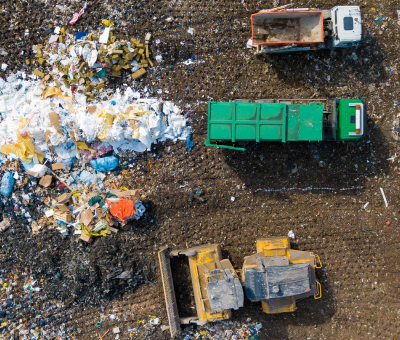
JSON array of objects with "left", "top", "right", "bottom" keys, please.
[
  {"left": 88, "top": 195, "right": 105, "bottom": 207},
  {"left": 249, "top": 336, "right": 260, "bottom": 340},
  {"left": 94, "top": 68, "right": 106, "bottom": 78}
]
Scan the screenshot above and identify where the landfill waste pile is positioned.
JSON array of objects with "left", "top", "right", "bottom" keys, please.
[
  {"left": 0, "top": 66, "right": 190, "bottom": 242},
  {"left": 0, "top": 26, "right": 191, "bottom": 243},
  {"left": 181, "top": 321, "right": 263, "bottom": 340},
  {"left": 0, "top": 0, "right": 400, "bottom": 340},
  {"left": 29, "top": 23, "right": 153, "bottom": 103},
  {"left": 0, "top": 72, "right": 190, "bottom": 156}
]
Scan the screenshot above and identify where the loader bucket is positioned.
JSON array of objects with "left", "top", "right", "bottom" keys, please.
[{"left": 158, "top": 246, "right": 181, "bottom": 338}]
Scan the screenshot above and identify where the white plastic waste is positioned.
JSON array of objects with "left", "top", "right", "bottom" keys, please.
[
  {"left": 29, "top": 164, "right": 48, "bottom": 177},
  {"left": 288, "top": 230, "right": 295, "bottom": 240},
  {"left": 0, "top": 72, "right": 191, "bottom": 165},
  {"left": 99, "top": 27, "right": 110, "bottom": 44}
]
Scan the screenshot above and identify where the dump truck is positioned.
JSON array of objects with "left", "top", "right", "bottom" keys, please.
[
  {"left": 242, "top": 237, "right": 322, "bottom": 313},
  {"left": 252, "top": 6, "right": 362, "bottom": 54},
  {"left": 204, "top": 98, "right": 365, "bottom": 151},
  {"left": 158, "top": 245, "right": 244, "bottom": 338}
]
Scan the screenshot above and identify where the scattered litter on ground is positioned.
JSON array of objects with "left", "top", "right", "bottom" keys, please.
[
  {"left": 255, "top": 185, "right": 363, "bottom": 193},
  {"left": 380, "top": 187, "right": 388, "bottom": 207}
]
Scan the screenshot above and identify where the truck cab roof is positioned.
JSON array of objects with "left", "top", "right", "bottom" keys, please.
[{"left": 333, "top": 6, "right": 362, "bottom": 43}]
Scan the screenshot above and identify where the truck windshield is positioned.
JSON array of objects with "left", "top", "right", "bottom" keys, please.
[{"left": 343, "top": 17, "right": 354, "bottom": 30}]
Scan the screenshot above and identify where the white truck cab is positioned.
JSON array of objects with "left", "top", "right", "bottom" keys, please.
[{"left": 328, "top": 6, "right": 362, "bottom": 48}]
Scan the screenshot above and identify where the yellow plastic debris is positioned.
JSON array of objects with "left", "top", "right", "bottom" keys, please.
[
  {"left": 40, "top": 87, "right": 62, "bottom": 100},
  {"left": 0, "top": 132, "right": 43, "bottom": 163},
  {"left": 82, "top": 224, "right": 111, "bottom": 237},
  {"left": 119, "top": 110, "right": 152, "bottom": 119},
  {"left": 76, "top": 141, "right": 95, "bottom": 154},
  {"left": 33, "top": 70, "right": 45, "bottom": 78},
  {"left": 102, "top": 19, "right": 111, "bottom": 26}
]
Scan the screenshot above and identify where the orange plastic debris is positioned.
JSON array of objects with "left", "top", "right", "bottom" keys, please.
[{"left": 106, "top": 197, "right": 136, "bottom": 221}]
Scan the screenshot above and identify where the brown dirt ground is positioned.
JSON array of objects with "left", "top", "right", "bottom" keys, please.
[{"left": 0, "top": 0, "right": 400, "bottom": 339}]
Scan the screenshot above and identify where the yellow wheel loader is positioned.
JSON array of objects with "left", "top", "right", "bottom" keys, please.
[
  {"left": 242, "top": 237, "right": 322, "bottom": 314},
  {"left": 158, "top": 244, "right": 244, "bottom": 338}
]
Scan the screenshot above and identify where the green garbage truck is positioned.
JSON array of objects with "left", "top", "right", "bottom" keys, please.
[{"left": 204, "top": 98, "right": 365, "bottom": 151}]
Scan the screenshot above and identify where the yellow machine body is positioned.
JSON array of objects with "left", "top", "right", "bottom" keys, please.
[
  {"left": 242, "top": 237, "right": 322, "bottom": 314},
  {"left": 188, "top": 244, "right": 231, "bottom": 323},
  {"left": 158, "top": 244, "right": 243, "bottom": 338}
]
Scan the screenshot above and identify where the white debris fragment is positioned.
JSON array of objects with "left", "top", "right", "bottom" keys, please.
[
  {"left": 380, "top": 187, "right": 388, "bottom": 207},
  {"left": 182, "top": 59, "right": 205, "bottom": 66},
  {"left": 0, "top": 218, "right": 11, "bottom": 232},
  {"left": 246, "top": 38, "right": 255, "bottom": 48},
  {"left": 99, "top": 27, "right": 110, "bottom": 44},
  {"left": 288, "top": 230, "right": 295, "bottom": 240},
  {"left": 230, "top": 196, "right": 235, "bottom": 202},
  {"left": 45, "top": 209, "right": 54, "bottom": 218},
  {"left": 187, "top": 27, "right": 194, "bottom": 35},
  {"left": 1, "top": 63, "right": 7, "bottom": 71},
  {"left": 149, "top": 318, "right": 160, "bottom": 325},
  {"left": 363, "top": 202, "right": 369, "bottom": 209},
  {"left": 48, "top": 34, "right": 59, "bottom": 44}
]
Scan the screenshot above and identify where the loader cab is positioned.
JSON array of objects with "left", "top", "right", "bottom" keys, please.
[{"left": 327, "top": 6, "right": 362, "bottom": 48}]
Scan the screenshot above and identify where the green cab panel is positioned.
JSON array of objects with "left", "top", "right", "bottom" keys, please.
[{"left": 337, "top": 99, "right": 364, "bottom": 140}]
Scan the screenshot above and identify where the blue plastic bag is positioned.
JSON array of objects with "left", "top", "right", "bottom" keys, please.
[
  {"left": 21, "top": 160, "right": 35, "bottom": 173},
  {"left": 75, "top": 31, "right": 89, "bottom": 41},
  {"left": 1, "top": 172, "right": 15, "bottom": 197},
  {"left": 58, "top": 157, "right": 75, "bottom": 169},
  {"left": 79, "top": 170, "right": 96, "bottom": 184},
  {"left": 90, "top": 156, "right": 119, "bottom": 171},
  {"left": 186, "top": 134, "right": 194, "bottom": 151}
]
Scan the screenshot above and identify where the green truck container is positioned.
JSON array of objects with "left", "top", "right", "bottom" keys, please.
[{"left": 204, "top": 98, "right": 365, "bottom": 151}]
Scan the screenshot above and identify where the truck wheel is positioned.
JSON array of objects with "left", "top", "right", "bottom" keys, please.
[
  {"left": 232, "top": 99, "right": 251, "bottom": 102},
  {"left": 255, "top": 99, "right": 275, "bottom": 103}
]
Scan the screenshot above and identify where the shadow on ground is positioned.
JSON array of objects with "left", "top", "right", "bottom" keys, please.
[{"left": 223, "top": 120, "right": 389, "bottom": 196}]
